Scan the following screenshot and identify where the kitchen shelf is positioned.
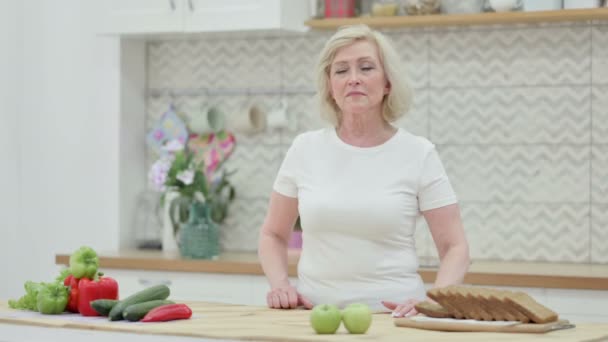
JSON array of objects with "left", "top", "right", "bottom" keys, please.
[{"left": 305, "top": 7, "right": 608, "bottom": 29}]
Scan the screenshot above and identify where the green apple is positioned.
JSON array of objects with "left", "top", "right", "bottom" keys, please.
[
  {"left": 310, "top": 304, "right": 342, "bottom": 334},
  {"left": 342, "top": 303, "right": 372, "bottom": 334}
]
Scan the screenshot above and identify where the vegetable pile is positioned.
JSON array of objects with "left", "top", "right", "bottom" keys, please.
[
  {"left": 9, "top": 246, "right": 112, "bottom": 315},
  {"left": 8, "top": 246, "right": 192, "bottom": 323},
  {"left": 93, "top": 284, "right": 191, "bottom": 322}
]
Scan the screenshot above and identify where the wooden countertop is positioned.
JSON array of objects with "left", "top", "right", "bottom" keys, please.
[
  {"left": 2, "top": 301, "right": 607, "bottom": 341},
  {"left": 55, "top": 250, "right": 608, "bottom": 290}
]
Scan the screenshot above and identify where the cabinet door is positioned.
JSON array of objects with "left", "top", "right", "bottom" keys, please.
[
  {"left": 107, "top": 269, "right": 254, "bottom": 305},
  {"left": 184, "top": 0, "right": 308, "bottom": 32},
  {"left": 97, "top": 0, "right": 184, "bottom": 34},
  {"left": 545, "top": 289, "right": 608, "bottom": 323}
]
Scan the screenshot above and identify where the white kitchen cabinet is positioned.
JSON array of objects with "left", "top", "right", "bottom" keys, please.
[
  {"left": 108, "top": 269, "right": 254, "bottom": 305},
  {"left": 97, "top": 0, "right": 184, "bottom": 35},
  {"left": 185, "top": 0, "right": 309, "bottom": 33},
  {"left": 545, "top": 288, "right": 608, "bottom": 323},
  {"left": 96, "top": 0, "right": 310, "bottom": 35},
  {"left": 107, "top": 269, "right": 298, "bottom": 306}
]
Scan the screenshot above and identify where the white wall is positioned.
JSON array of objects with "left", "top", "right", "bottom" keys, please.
[
  {"left": 0, "top": 0, "right": 23, "bottom": 297},
  {"left": 0, "top": 0, "right": 121, "bottom": 299},
  {"left": 119, "top": 40, "right": 147, "bottom": 251}
]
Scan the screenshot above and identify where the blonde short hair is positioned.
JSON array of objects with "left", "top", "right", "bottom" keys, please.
[{"left": 315, "top": 25, "right": 412, "bottom": 127}]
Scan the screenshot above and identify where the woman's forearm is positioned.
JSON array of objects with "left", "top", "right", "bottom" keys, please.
[
  {"left": 433, "top": 243, "right": 470, "bottom": 288},
  {"left": 258, "top": 232, "right": 291, "bottom": 289}
]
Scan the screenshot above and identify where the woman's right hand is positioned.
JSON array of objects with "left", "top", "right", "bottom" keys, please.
[{"left": 266, "top": 285, "right": 314, "bottom": 309}]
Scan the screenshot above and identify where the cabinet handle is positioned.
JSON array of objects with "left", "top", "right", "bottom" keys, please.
[
  {"left": 169, "top": 0, "right": 176, "bottom": 11},
  {"left": 138, "top": 278, "right": 172, "bottom": 287},
  {"left": 188, "top": 0, "right": 194, "bottom": 11}
]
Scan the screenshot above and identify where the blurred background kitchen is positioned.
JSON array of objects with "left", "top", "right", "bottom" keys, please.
[{"left": 1, "top": 0, "right": 607, "bottom": 322}]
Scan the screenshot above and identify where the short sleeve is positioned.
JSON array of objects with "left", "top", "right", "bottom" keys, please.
[
  {"left": 272, "top": 136, "right": 301, "bottom": 198},
  {"left": 417, "top": 146, "right": 458, "bottom": 211}
]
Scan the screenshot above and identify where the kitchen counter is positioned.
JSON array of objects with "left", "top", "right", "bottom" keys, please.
[
  {"left": 55, "top": 250, "right": 608, "bottom": 290},
  {"left": 1, "top": 301, "right": 607, "bottom": 341}
]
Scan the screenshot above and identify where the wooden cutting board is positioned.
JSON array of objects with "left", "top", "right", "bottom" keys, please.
[
  {"left": 395, "top": 315, "right": 575, "bottom": 333},
  {"left": 1, "top": 301, "right": 606, "bottom": 342}
]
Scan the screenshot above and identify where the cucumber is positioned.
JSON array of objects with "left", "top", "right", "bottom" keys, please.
[
  {"left": 108, "top": 284, "right": 170, "bottom": 321},
  {"left": 90, "top": 299, "right": 118, "bottom": 316},
  {"left": 123, "top": 300, "right": 174, "bottom": 322}
]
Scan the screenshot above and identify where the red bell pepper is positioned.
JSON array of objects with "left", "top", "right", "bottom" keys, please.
[
  {"left": 140, "top": 304, "right": 192, "bottom": 322},
  {"left": 77, "top": 273, "right": 119, "bottom": 316},
  {"left": 63, "top": 275, "right": 80, "bottom": 313}
]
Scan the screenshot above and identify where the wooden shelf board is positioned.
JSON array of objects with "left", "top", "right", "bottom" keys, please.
[
  {"left": 305, "top": 8, "right": 608, "bottom": 29},
  {"left": 56, "top": 251, "right": 608, "bottom": 290}
]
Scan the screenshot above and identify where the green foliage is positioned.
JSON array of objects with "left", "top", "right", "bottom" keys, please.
[
  {"left": 55, "top": 268, "right": 72, "bottom": 284},
  {"left": 163, "top": 147, "right": 236, "bottom": 234},
  {"left": 8, "top": 281, "right": 44, "bottom": 311},
  {"left": 165, "top": 151, "right": 207, "bottom": 197},
  {"left": 208, "top": 168, "right": 237, "bottom": 224}
]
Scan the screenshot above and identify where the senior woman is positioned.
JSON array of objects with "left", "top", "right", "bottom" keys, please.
[{"left": 258, "top": 24, "right": 470, "bottom": 318}]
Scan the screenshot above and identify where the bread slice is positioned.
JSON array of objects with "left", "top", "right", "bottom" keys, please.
[
  {"left": 424, "top": 286, "right": 558, "bottom": 323},
  {"left": 462, "top": 287, "right": 493, "bottom": 321},
  {"left": 489, "top": 290, "right": 531, "bottom": 323},
  {"left": 445, "top": 286, "right": 477, "bottom": 320},
  {"left": 414, "top": 301, "right": 453, "bottom": 318},
  {"left": 476, "top": 288, "right": 516, "bottom": 321},
  {"left": 427, "top": 287, "right": 465, "bottom": 319},
  {"left": 505, "top": 292, "right": 558, "bottom": 323}
]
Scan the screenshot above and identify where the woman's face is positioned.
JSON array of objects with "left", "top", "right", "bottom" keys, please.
[{"left": 328, "top": 40, "right": 390, "bottom": 117}]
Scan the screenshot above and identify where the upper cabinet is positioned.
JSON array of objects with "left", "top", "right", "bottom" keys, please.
[
  {"left": 185, "top": 0, "right": 308, "bottom": 33},
  {"left": 97, "top": 0, "right": 184, "bottom": 34},
  {"left": 96, "top": 0, "right": 311, "bottom": 35}
]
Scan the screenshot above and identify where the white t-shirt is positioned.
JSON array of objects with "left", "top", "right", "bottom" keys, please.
[{"left": 273, "top": 127, "right": 457, "bottom": 312}]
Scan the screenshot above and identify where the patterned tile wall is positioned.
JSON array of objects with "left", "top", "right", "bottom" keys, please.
[{"left": 147, "top": 21, "right": 608, "bottom": 264}]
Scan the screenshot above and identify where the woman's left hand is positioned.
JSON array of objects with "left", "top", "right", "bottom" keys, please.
[{"left": 381, "top": 299, "right": 420, "bottom": 318}]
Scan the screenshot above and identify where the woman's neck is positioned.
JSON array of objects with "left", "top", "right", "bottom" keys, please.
[{"left": 336, "top": 112, "right": 396, "bottom": 148}]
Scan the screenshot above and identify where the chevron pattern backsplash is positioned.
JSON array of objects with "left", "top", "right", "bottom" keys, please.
[{"left": 147, "top": 21, "right": 608, "bottom": 264}]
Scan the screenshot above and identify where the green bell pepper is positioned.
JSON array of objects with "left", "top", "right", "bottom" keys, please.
[
  {"left": 69, "top": 246, "right": 99, "bottom": 279},
  {"left": 36, "top": 282, "right": 68, "bottom": 314}
]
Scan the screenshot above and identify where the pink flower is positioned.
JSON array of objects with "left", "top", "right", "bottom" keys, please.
[
  {"left": 148, "top": 156, "right": 173, "bottom": 192},
  {"left": 153, "top": 130, "right": 164, "bottom": 141}
]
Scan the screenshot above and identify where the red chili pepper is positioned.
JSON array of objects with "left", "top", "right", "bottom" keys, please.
[
  {"left": 77, "top": 274, "right": 119, "bottom": 316},
  {"left": 140, "top": 304, "right": 192, "bottom": 322},
  {"left": 63, "top": 275, "right": 80, "bottom": 313}
]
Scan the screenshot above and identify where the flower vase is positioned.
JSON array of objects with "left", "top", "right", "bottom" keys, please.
[
  {"left": 179, "top": 201, "right": 220, "bottom": 260},
  {"left": 161, "top": 192, "right": 180, "bottom": 254}
]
